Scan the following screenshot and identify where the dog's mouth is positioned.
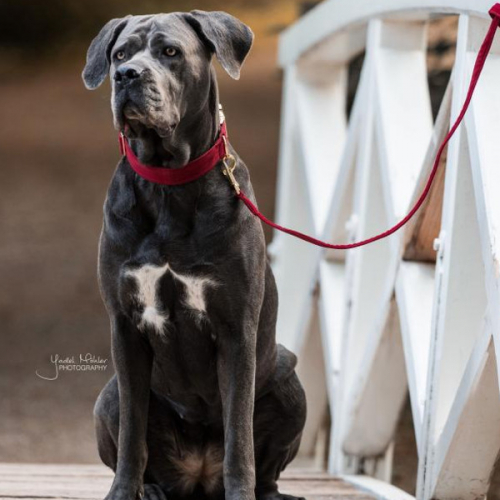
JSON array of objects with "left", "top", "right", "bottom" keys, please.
[
  {"left": 112, "top": 86, "right": 184, "bottom": 166},
  {"left": 115, "top": 92, "right": 177, "bottom": 139},
  {"left": 122, "top": 101, "right": 144, "bottom": 122},
  {"left": 121, "top": 102, "right": 176, "bottom": 138},
  {"left": 115, "top": 99, "right": 176, "bottom": 164}
]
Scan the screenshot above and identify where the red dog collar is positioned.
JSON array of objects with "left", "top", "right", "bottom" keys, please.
[{"left": 119, "top": 121, "right": 229, "bottom": 186}]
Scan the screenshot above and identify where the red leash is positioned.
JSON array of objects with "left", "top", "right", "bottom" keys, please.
[
  {"left": 236, "top": 4, "right": 500, "bottom": 250},
  {"left": 120, "top": 6, "right": 499, "bottom": 251}
]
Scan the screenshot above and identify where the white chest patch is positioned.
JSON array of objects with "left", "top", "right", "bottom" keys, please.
[
  {"left": 126, "top": 263, "right": 215, "bottom": 334},
  {"left": 126, "top": 263, "right": 170, "bottom": 334},
  {"left": 169, "top": 269, "right": 213, "bottom": 313}
]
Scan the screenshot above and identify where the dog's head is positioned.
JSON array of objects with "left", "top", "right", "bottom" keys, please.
[{"left": 82, "top": 12, "right": 253, "bottom": 138}]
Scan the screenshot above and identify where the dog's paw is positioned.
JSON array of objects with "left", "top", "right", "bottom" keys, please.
[
  {"left": 104, "top": 484, "right": 144, "bottom": 500},
  {"left": 143, "top": 484, "right": 167, "bottom": 500},
  {"left": 257, "top": 494, "right": 306, "bottom": 500}
]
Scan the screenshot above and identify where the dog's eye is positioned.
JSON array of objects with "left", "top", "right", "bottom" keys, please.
[
  {"left": 115, "top": 51, "right": 126, "bottom": 61},
  {"left": 164, "top": 47, "right": 177, "bottom": 57}
]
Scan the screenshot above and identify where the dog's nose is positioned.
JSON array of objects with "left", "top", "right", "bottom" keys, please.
[{"left": 114, "top": 66, "right": 142, "bottom": 84}]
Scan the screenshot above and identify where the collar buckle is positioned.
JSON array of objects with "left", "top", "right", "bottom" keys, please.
[{"left": 222, "top": 155, "right": 240, "bottom": 195}]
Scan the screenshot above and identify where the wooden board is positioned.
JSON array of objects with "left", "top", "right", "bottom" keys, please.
[
  {"left": 0, "top": 464, "right": 374, "bottom": 500},
  {"left": 402, "top": 143, "right": 446, "bottom": 263}
]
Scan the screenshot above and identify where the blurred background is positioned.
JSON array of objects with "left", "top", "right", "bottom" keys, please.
[
  {"left": 0, "top": 0, "right": 300, "bottom": 464},
  {"left": 0, "top": 1, "right": 456, "bottom": 494}
]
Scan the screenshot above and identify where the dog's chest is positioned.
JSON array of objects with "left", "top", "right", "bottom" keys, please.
[{"left": 120, "top": 260, "right": 216, "bottom": 336}]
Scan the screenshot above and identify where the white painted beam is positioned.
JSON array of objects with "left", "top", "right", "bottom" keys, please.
[
  {"left": 274, "top": 2, "right": 500, "bottom": 499},
  {"left": 279, "top": 0, "right": 493, "bottom": 67}
]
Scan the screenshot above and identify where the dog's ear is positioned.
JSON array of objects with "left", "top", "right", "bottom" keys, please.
[
  {"left": 184, "top": 10, "right": 254, "bottom": 80},
  {"left": 82, "top": 16, "right": 131, "bottom": 90}
]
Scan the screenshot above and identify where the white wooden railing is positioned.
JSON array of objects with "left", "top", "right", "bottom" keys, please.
[{"left": 271, "top": 1, "right": 500, "bottom": 498}]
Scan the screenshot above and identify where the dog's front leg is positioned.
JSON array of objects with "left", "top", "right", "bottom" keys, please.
[
  {"left": 217, "top": 316, "right": 258, "bottom": 500},
  {"left": 106, "top": 315, "right": 152, "bottom": 500}
]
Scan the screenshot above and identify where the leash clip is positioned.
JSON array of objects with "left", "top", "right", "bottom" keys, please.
[{"left": 222, "top": 136, "right": 240, "bottom": 195}]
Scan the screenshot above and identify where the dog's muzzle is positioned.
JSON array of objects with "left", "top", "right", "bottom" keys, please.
[{"left": 112, "top": 62, "right": 177, "bottom": 137}]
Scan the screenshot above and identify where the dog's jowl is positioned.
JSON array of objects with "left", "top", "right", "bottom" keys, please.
[{"left": 83, "top": 10, "right": 307, "bottom": 500}]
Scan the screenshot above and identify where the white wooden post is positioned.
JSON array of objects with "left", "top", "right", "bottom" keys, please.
[{"left": 273, "top": 1, "right": 500, "bottom": 498}]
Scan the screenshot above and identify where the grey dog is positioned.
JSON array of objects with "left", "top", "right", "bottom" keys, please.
[{"left": 82, "top": 10, "right": 307, "bottom": 500}]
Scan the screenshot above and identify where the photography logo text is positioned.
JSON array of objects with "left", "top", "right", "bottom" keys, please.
[{"left": 36, "top": 353, "right": 108, "bottom": 381}]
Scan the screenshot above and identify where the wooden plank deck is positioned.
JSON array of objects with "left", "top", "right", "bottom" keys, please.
[{"left": 0, "top": 464, "right": 375, "bottom": 500}]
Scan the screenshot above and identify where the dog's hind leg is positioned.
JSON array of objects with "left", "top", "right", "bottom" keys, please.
[{"left": 253, "top": 348, "right": 307, "bottom": 500}]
